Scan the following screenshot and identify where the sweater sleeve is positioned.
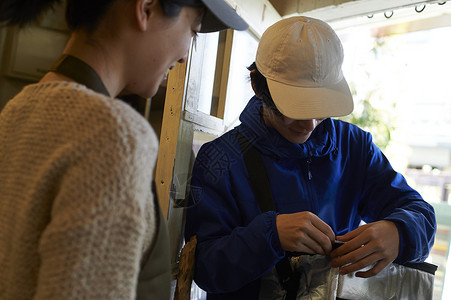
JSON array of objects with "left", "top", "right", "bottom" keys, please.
[
  {"left": 358, "top": 135, "right": 436, "bottom": 264},
  {"left": 184, "top": 141, "right": 285, "bottom": 294},
  {"left": 34, "top": 106, "right": 158, "bottom": 300}
]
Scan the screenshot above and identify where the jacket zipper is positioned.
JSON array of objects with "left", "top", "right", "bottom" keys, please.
[
  {"left": 307, "top": 150, "right": 313, "bottom": 181},
  {"left": 307, "top": 158, "right": 312, "bottom": 180},
  {"left": 306, "top": 151, "right": 316, "bottom": 212}
]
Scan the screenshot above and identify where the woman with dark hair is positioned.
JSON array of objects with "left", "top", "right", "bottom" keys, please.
[{"left": 0, "top": 0, "right": 247, "bottom": 299}]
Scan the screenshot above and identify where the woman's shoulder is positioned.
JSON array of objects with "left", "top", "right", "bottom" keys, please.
[
  {"left": 27, "top": 81, "right": 155, "bottom": 138},
  {"left": 9, "top": 81, "right": 159, "bottom": 160}
]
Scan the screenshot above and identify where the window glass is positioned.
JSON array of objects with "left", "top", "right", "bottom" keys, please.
[
  {"left": 224, "top": 30, "right": 259, "bottom": 130},
  {"left": 197, "top": 32, "right": 220, "bottom": 115},
  {"left": 335, "top": 16, "right": 451, "bottom": 300}
]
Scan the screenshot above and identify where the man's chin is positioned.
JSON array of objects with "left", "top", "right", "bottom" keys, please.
[{"left": 286, "top": 135, "right": 310, "bottom": 144}]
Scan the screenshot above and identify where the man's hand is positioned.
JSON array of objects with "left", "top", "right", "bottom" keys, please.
[
  {"left": 330, "top": 220, "right": 400, "bottom": 278},
  {"left": 276, "top": 212, "right": 335, "bottom": 255}
]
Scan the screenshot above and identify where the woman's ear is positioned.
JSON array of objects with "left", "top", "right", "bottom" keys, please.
[{"left": 136, "top": 0, "right": 158, "bottom": 31}]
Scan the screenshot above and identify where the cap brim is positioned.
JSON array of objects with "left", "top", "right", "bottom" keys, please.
[
  {"left": 200, "top": 0, "right": 248, "bottom": 32},
  {"left": 266, "top": 77, "right": 354, "bottom": 120}
]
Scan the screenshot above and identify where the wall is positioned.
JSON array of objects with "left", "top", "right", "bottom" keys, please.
[
  {"left": 266, "top": 0, "right": 449, "bottom": 22},
  {"left": 0, "top": 26, "right": 34, "bottom": 111},
  {"left": 227, "top": 0, "right": 281, "bottom": 36},
  {"left": 0, "top": 1, "right": 68, "bottom": 111}
]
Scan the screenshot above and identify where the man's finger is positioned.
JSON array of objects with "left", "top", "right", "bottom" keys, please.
[{"left": 355, "top": 260, "right": 389, "bottom": 278}]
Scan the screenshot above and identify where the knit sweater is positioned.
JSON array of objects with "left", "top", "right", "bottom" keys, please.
[{"left": 0, "top": 82, "right": 159, "bottom": 299}]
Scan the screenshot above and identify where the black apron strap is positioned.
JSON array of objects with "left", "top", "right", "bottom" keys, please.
[
  {"left": 237, "top": 131, "right": 300, "bottom": 300},
  {"left": 49, "top": 54, "right": 110, "bottom": 97}
]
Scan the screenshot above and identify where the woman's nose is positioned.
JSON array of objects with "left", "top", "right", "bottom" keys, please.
[{"left": 178, "top": 52, "right": 188, "bottom": 64}]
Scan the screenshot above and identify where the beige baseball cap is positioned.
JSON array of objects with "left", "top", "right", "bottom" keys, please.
[{"left": 255, "top": 16, "right": 353, "bottom": 119}]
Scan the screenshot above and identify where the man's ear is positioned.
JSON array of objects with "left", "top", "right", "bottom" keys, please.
[{"left": 136, "top": 0, "right": 158, "bottom": 31}]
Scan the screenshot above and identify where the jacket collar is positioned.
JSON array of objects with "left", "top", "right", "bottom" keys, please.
[{"left": 238, "top": 96, "right": 337, "bottom": 159}]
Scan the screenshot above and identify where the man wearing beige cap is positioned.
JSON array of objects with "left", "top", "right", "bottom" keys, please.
[{"left": 185, "top": 17, "right": 436, "bottom": 299}]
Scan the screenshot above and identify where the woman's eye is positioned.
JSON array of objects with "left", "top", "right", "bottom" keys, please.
[{"left": 192, "top": 31, "right": 199, "bottom": 48}]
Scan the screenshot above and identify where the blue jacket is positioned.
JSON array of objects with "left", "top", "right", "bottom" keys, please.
[{"left": 185, "top": 97, "right": 436, "bottom": 299}]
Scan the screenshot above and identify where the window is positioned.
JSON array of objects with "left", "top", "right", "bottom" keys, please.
[{"left": 333, "top": 6, "right": 451, "bottom": 298}]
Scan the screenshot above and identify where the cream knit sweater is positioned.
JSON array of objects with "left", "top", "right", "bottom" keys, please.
[{"left": 0, "top": 82, "right": 159, "bottom": 299}]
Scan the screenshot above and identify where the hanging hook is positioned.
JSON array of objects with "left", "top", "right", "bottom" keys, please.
[
  {"left": 384, "top": 11, "right": 394, "bottom": 18},
  {"left": 438, "top": 1, "right": 447, "bottom": 5},
  {"left": 367, "top": 14, "right": 374, "bottom": 18},
  {"left": 415, "top": 4, "right": 426, "bottom": 12}
]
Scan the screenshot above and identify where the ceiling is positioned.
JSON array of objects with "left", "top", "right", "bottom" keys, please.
[{"left": 267, "top": 0, "right": 451, "bottom": 22}]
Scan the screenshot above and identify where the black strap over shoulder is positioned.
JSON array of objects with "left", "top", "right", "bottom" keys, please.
[
  {"left": 49, "top": 54, "right": 110, "bottom": 97},
  {"left": 237, "top": 132, "right": 274, "bottom": 212},
  {"left": 237, "top": 131, "right": 300, "bottom": 300}
]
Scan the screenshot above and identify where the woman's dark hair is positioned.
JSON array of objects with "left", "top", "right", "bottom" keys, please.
[
  {"left": 160, "top": 0, "right": 185, "bottom": 18},
  {"left": 0, "top": 0, "right": 192, "bottom": 30},
  {"left": 0, "top": 0, "right": 62, "bottom": 27},
  {"left": 65, "top": 0, "right": 115, "bottom": 32},
  {"left": 0, "top": 0, "right": 115, "bottom": 29},
  {"left": 248, "top": 62, "right": 283, "bottom": 117},
  {"left": 66, "top": 0, "right": 188, "bottom": 32}
]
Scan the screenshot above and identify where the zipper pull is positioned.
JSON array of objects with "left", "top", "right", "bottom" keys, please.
[{"left": 307, "top": 158, "right": 312, "bottom": 180}]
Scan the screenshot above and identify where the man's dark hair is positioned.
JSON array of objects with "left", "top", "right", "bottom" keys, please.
[{"left": 248, "top": 62, "right": 283, "bottom": 117}]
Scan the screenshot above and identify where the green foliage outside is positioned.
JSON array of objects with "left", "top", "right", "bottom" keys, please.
[
  {"left": 337, "top": 38, "right": 396, "bottom": 151},
  {"left": 338, "top": 83, "right": 395, "bottom": 151}
]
